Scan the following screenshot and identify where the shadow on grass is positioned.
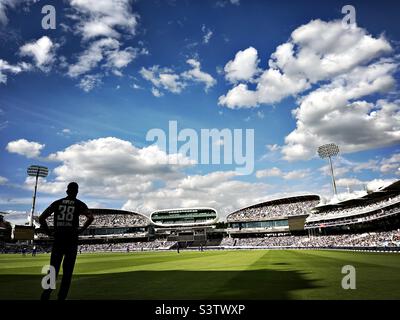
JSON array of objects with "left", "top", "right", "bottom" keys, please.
[{"left": 0, "top": 269, "right": 320, "bottom": 300}]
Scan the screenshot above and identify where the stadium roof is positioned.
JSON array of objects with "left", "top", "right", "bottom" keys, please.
[
  {"left": 313, "top": 179, "right": 400, "bottom": 211},
  {"left": 226, "top": 194, "right": 320, "bottom": 219},
  {"left": 89, "top": 208, "right": 150, "bottom": 220}
]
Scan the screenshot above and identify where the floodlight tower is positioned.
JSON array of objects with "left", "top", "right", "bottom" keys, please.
[
  {"left": 27, "top": 165, "right": 48, "bottom": 226},
  {"left": 317, "top": 143, "right": 339, "bottom": 196}
]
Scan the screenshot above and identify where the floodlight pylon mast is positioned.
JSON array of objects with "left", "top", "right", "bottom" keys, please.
[
  {"left": 328, "top": 155, "right": 338, "bottom": 196},
  {"left": 317, "top": 143, "right": 339, "bottom": 197},
  {"left": 27, "top": 165, "right": 49, "bottom": 227},
  {"left": 30, "top": 170, "right": 39, "bottom": 227}
]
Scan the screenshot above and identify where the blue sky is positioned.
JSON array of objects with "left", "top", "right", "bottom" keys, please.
[{"left": 0, "top": 0, "right": 399, "bottom": 223}]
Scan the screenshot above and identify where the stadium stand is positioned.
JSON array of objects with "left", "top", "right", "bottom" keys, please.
[
  {"left": 221, "top": 230, "right": 400, "bottom": 248},
  {"left": 227, "top": 195, "right": 319, "bottom": 221},
  {"left": 2, "top": 181, "right": 400, "bottom": 253}
]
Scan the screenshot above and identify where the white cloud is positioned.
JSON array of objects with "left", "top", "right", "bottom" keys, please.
[
  {"left": 215, "top": 0, "right": 240, "bottom": 7},
  {"left": 68, "top": 38, "right": 137, "bottom": 78},
  {"left": 219, "top": 19, "right": 393, "bottom": 109},
  {"left": 319, "top": 153, "right": 400, "bottom": 180},
  {"left": 70, "top": 0, "right": 138, "bottom": 40},
  {"left": 218, "top": 83, "right": 258, "bottom": 109},
  {"left": 256, "top": 167, "right": 310, "bottom": 180},
  {"left": 78, "top": 74, "right": 103, "bottom": 92},
  {"left": 223, "top": 47, "right": 260, "bottom": 83},
  {"left": 201, "top": 25, "right": 213, "bottom": 44},
  {"left": 336, "top": 178, "right": 364, "bottom": 188},
  {"left": 181, "top": 59, "right": 216, "bottom": 91},
  {"left": 219, "top": 19, "right": 400, "bottom": 160},
  {"left": 380, "top": 153, "right": 400, "bottom": 174},
  {"left": 283, "top": 169, "right": 310, "bottom": 180},
  {"left": 140, "top": 65, "right": 185, "bottom": 94},
  {"left": 256, "top": 111, "right": 264, "bottom": 119},
  {"left": 0, "top": 0, "right": 14, "bottom": 25},
  {"left": 122, "top": 170, "right": 271, "bottom": 217},
  {"left": 0, "top": 59, "right": 30, "bottom": 84},
  {"left": 64, "top": 0, "right": 142, "bottom": 89},
  {"left": 141, "top": 59, "right": 216, "bottom": 95},
  {"left": 19, "top": 36, "right": 57, "bottom": 71},
  {"left": 366, "top": 178, "right": 397, "bottom": 192},
  {"left": 282, "top": 93, "right": 400, "bottom": 161},
  {"left": 68, "top": 38, "right": 117, "bottom": 77},
  {"left": 6, "top": 139, "right": 45, "bottom": 158},
  {"left": 255, "top": 167, "right": 282, "bottom": 178},
  {"left": 0, "top": 0, "right": 34, "bottom": 25},
  {"left": 263, "top": 144, "right": 280, "bottom": 153},
  {"left": 31, "top": 137, "right": 194, "bottom": 198},
  {"left": 11, "top": 137, "right": 273, "bottom": 218},
  {"left": 151, "top": 87, "right": 163, "bottom": 97},
  {"left": 0, "top": 176, "right": 8, "bottom": 185},
  {"left": 106, "top": 47, "right": 137, "bottom": 70},
  {"left": 0, "top": 210, "right": 28, "bottom": 225}
]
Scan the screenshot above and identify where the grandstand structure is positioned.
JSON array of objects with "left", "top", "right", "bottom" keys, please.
[
  {"left": 2, "top": 180, "right": 400, "bottom": 253},
  {"left": 226, "top": 195, "right": 320, "bottom": 237},
  {"left": 305, "top": 180, "right": 400, "bottom": 235},
  {"left": 150, "top": 208, "right": 219, "bottom": 243},
  {"left": 34, "top": 208, "right": 153, "bottom": 245}
]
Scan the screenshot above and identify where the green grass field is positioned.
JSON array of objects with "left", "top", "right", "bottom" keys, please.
[{"left": 1, "top": 250, "right": 400, "bottom": 300}]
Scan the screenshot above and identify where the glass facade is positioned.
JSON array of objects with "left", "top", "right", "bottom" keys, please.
[{"left": 229, "top": 220, "right": 288, "bottom": 229}]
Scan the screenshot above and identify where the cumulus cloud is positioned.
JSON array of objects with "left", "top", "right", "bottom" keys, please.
[
  {"left": 19, "top": 36, "right": 58, "bottom": 71},
  {"left": 70, "top": 0, "right": 138, "bottom": 40},
  {"left": 219, "top": 20, "right": 393, "bottom": 109},
  {"left": 0, "top": 176, "right": 8, "bottom": 185},
  {"left": 78, "top": 74, "right": 103, "bottom": 92},
  {"left": 0, "top": 59, "right": 30, "bottom": 84},
  {"left": 320, "top": 153, "right": 400, "bottom": 178},
  {"left": 218, "top": 83, "right": 258, "bottom": 109},
  {"left": 67, "top": 37, "right": 137, "bottom": 77},
  {"left": 141, "top": 59, "right": 216, "bottom": 95},
  {"left": 0, "top": 210, "right": 28, "bottom": 225},
  {"left": 282, "top": 94, "right": 400, "bottom": 161},
  {"left": 11, "top": 137, "right": 273, "bottom": 218},
  {"left": 140, "top": 65, "right": 186, "bottom": 94},
  {"left": 220, "top": 19, "right": 398, "bottom": 160},
  {"left": 23, "top": 137, "right": 193, "bottom": 198},
  {"left": 366, "top": 178, "right": 397, "bottom": 192},
  {"left": 255, "top": 167, "right": 282, "bottom": 178},
  {"left": 122, "top": 170, "right": 271, "bottom": 217},
  {"left": 64, "top": 0, "right": 142, "bottom": 89},
  {"left": 335, "top": 178, "right": 364, "bottom": 188},
  {"left": 182, "top": 59, "right": 217, "bottom": 91},
  {"left": 256, "top": 167, "right": 310, "bottom": 180},
  {"left": 223, "top": 47, "right": 260, "bottom": 83},
  {"left": 380, "top": 153, "right": 400, "bottom": 174},
  {"left": 6, "top": 139, "right": 45, "bottom": 158}
]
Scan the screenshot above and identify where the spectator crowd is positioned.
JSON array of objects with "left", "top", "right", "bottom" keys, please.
[
  {"left": 228, "top": 200, "right": 319, "bottom": 221},
  {"left": 220, "top": 230, "right": 400, "bottom": 248},
  {"left": 78, "top": 239, "right": 175, "bottom": 252},
  {"left": 309, "top": 194, "right": 400, "bottom": 221},
  {"left": 44, "top": 213, "right": 149, "bottom": 228}
]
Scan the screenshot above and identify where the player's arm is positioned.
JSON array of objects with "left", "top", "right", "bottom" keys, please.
[
  {"left": 39, "top": 204, "right": 55, "bottom": 236},
  {"left": 79, "top": 209, "right": 94, "bottom": 234}
]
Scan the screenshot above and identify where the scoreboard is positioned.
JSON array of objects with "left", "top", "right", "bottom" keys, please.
[{"left": 13, "top": 225, "right": 35, "bottom": 240}]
